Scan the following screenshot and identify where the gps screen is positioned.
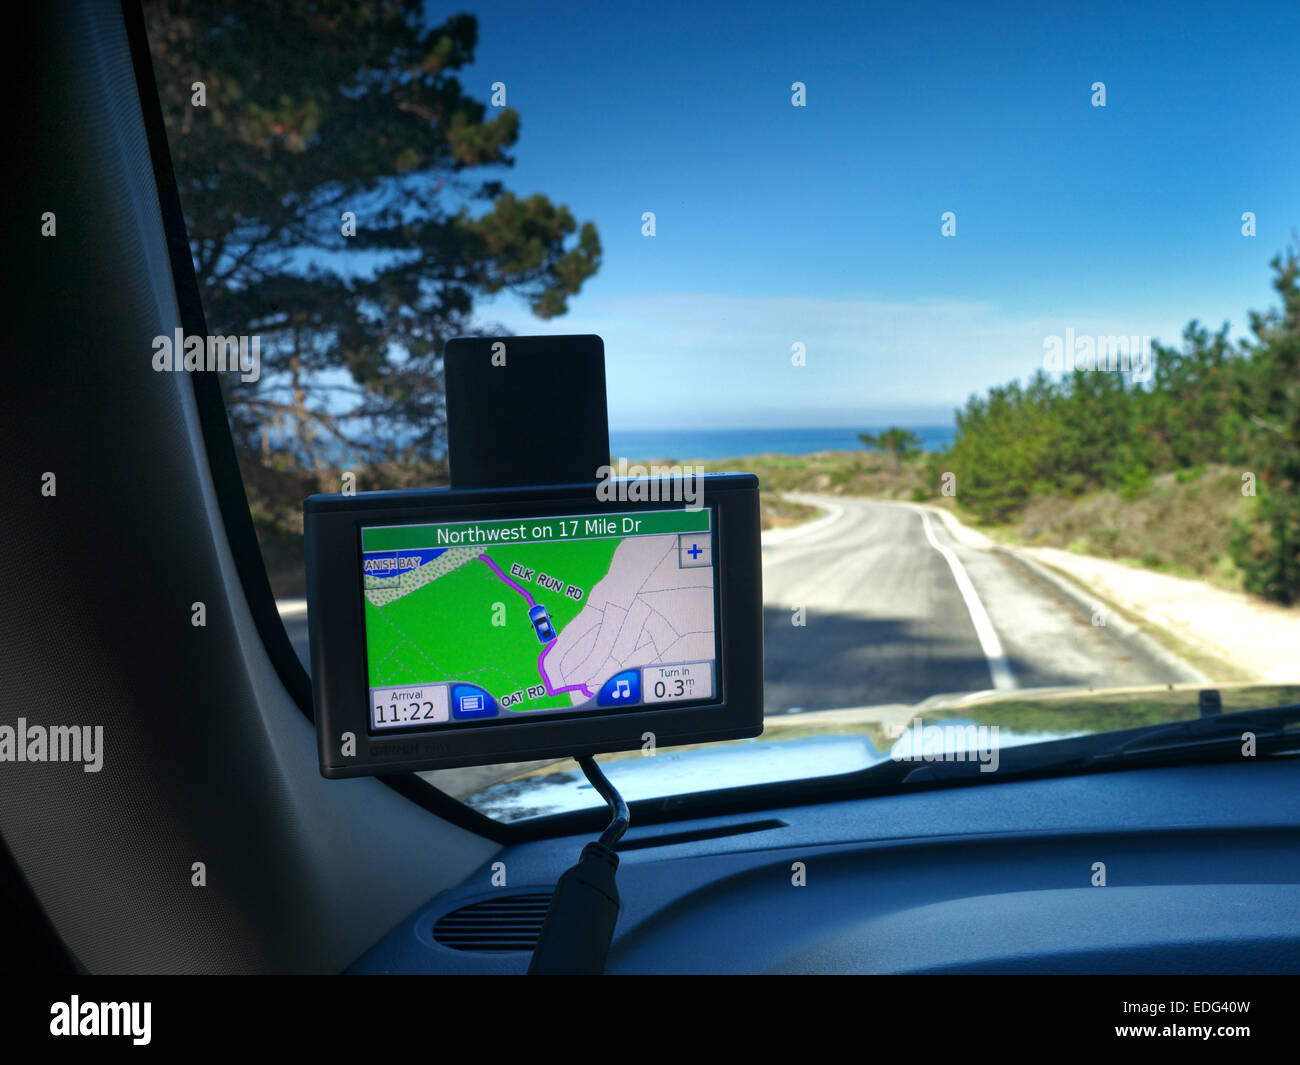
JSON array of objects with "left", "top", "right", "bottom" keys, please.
[{"left": 359, "top": 507, "right": 718, "bottom": 732}]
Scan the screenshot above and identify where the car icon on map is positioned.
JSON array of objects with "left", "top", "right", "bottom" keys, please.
[{"left": 529, "top": 604, "right": 557, "bottom": 643}]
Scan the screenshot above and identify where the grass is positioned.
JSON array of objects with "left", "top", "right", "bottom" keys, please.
[
  {"left": 981, "top": 465, "right": 1254, "bottom": 595},
  {"left": 761, "top": 496, "right": 824, "bottom": 530},
  {"left": 697, "top": 449, "right": 931, "bottom": 499}
]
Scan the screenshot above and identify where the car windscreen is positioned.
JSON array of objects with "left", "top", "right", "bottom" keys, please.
[{"left": 143, "top": 0, "right": 1300, "bottom": 827}]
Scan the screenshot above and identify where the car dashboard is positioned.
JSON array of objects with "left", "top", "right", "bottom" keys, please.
[{"left": 351, "top": 759, "right": 1300, "bottom": 974}]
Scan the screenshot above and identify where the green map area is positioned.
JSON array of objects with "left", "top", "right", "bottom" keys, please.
[{"left": 363, "top": 536, "right": 622, "bottom": 712}]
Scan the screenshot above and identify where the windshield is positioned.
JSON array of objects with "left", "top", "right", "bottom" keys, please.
[{"left": 143, "top": 1, "right": 1300, "bottom": 825}]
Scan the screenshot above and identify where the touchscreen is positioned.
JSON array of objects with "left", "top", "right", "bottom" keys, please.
[{"left": 360, "top": 507, "right": 719, "bottom": 731}]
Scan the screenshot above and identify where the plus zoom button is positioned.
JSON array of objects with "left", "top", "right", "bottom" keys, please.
[{"left": 678, "top": 534, "right": 711, "bottom": 568}]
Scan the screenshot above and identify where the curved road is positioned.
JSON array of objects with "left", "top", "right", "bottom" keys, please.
[
  {"left": 279, "top": 494, "right": 1200, "bottom": 722},
  {"left": 761, "top": 496, "right": 1195, "bottom": 716}
]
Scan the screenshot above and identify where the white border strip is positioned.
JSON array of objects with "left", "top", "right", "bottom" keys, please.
[{"left": 920, "top": 510, "right": 1017, "bottom": 691}]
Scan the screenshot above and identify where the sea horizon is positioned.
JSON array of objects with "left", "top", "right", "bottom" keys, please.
[{"left": 608, "top": 425, "right": 956, "bottom": 462}]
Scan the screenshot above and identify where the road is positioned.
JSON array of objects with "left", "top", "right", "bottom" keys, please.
[
  {"left": 277, "top": 495, "right": 1199, "bottom": 724},
  {"left": 761, "top": 496, "right": 1196, "bottom": 716}
]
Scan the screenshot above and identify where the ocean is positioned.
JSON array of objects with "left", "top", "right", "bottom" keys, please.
[{"left": 607, "top": 426, "right": 955, "bottom": 462}]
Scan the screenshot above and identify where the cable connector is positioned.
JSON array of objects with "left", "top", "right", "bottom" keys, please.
[{"left": 527, "top": 755, "right": 627, "bottom": 974}]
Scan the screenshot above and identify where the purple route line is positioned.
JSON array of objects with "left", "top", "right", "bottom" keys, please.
[
  {"left": 539, "top": 640, "right": 593, "bottom": 698},
  {"left": 477, "top": 553, "right": 594, "bottom": 699},
  {"left": 477, "top": 553, "right": 536, "bottom": 607}
]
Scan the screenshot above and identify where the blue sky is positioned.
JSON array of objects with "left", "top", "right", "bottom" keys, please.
[{"left": 439, "top": 0, "right": 1299, "bottom": 429}]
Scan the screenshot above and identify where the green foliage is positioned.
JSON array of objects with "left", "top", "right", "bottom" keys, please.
[
  {"left": 1116, "top": 461, "right": 1154, "bottom": 502},
  {"left": 942, "top": 250, "right": 1300, "bottom": 603},
  {"left": 1088, "top": 527, "right": 1122, "bottom": 553},
  {"left": 858, "top": 427, "right": 922, "bottom": 459},
  {"left": 1225, "top": 252, "right": 1300, "bottom": 604},
  {"left": 144, "top": 1, "right": 601, "bottom": 467}
]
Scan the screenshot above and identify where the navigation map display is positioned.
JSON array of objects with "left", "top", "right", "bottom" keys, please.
[{"left": 360, "top": 508, "right": 718, "bottom": 733}]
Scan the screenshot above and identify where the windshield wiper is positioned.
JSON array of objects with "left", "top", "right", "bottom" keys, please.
[{"left": 876, "top": 702, "right": 1300, "bottom": 787}]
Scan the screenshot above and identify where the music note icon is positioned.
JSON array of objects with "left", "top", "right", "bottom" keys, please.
[{"left": 598, "top": 671, "right": 641, "bottom": 707}]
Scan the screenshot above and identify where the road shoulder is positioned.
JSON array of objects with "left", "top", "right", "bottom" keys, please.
[{"left": 922, "top": 502, "right": 1299, "bottom": 684}]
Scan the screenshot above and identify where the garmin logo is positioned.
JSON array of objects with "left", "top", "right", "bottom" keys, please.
[
  {"left": 50, "top": 997, "right": 151, "bottom": 1046},
  {"left": 152, "top": 328, "right": 261, "bottom": 383},
  {"left": 0, "top": 719, "right": 103, "bottom": 772},
  {"left": 596, "top": 461, "right": 704, "bottom": 510},
  {"left": 371, "top": 741, "right": 425, "bottom": 756}
]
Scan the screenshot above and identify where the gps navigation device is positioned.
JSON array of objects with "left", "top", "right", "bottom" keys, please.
[
  {"left": 305, "top": 333, "right": 763, "bottom": 780},
  {"left": 305, "top": 475, "right": 763, "bottom": 776}
]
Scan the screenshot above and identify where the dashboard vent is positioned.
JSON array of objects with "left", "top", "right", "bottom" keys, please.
[{"left": 433, "top": 893, "right": 553, "bottom": 952}]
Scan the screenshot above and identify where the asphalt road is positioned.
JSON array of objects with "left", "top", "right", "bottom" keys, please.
[
  {"left": 276, "top": 495, "right": 1196, "bottom": 723},
  {"left": 761, "top": 496, "right": 1192, "bottom": 716}
]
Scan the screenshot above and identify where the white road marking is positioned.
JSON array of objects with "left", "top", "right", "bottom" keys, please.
[{"left": 919, "top": 510, "right": 1017, "bottom": 691}]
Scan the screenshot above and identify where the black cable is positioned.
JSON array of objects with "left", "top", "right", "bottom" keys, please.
[
  {"left": 578, "top": 754, "right": 629, "bottom": 847},
  {"left": 526, "top": 755, "right": 628, "bottom": 974}
]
